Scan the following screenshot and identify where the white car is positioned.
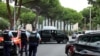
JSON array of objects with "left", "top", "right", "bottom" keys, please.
[{"left": 72, "top": 31, "right": 84, "bottom": 40}]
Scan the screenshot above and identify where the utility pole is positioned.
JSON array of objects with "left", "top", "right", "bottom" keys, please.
[
  {"left": 89, "top": 7, "right": 92, "bottom": 30},
  {"left": 14, "top": 2, "right": 16, "bottom": 30},
  {"left": 84, "top": 17, "right": 86, "bottom": 30}
]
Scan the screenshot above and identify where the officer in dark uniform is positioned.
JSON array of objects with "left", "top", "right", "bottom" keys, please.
[
  {"left": 3, "top": 30, "right": 13, "bottom": 56},
  {"left": 19, "top": 30, "right": 28, "bottom": 56},
  {"left": 28, "top": 30, "right": 41, "bottom": 56}
]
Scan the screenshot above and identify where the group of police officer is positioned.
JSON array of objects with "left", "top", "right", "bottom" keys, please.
[{"left": 2, "top": 29, "right": 41, "bottom": 56}]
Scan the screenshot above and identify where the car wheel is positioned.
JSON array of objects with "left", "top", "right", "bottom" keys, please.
[{"left": 67, "top": 48, "right": 74, "bottom": 56}]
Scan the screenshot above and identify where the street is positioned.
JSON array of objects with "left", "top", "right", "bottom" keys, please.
[
  {"left": 0, "top": 0, "right": 100, "bottom": 56},
  {"left": 37, "top": 43, "right": 66, "bottom": 56},
  {"left": 36, "top": 36, "right": 72, "bottom": 56}
]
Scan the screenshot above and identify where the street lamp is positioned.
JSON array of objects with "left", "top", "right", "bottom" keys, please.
[
  {"left": 83, "top": 17, "right": 86, "bottom": 30},
  {"left": 89, "top": 7, "right": 92, "bottom": 30},
  {"left": 13, "top": 2, "right": 16, "bottom": 30},
  {"left": 89, "top": 0, "right": 97, "bottom": 30}
]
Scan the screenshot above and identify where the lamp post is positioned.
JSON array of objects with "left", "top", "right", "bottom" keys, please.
[
  {"left": 89, "top": 7, "right": 92, "bottom": 30},
  {"left": 13, "top": 2, "right": 16, "bottom": 30},
  {"left": 89, "top": 0, "right": 97, "bottom": 30},
  {"left": 83, "top": 17, "right": 86, "bottom": 30}
]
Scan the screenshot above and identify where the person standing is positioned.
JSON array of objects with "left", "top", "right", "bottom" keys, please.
[
  {"left": 17, "top": 29, "right": 29, "bottom": 56},
  {"left": 3, "top": 30, "right": 13, "bottom": 56},
  {"left": 28, "top": 29, "right": 41, "bottom": 56}
]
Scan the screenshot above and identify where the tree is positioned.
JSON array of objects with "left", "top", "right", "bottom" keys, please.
[
  {"left": 6, "top": 0, "right": 22, "bottom": 29},
  {"left": 0, "top": 17, "right": 10, "bottom": 30},
  {"left": 80, "top": 7, "right": 96, "bottom": 29},
  {"left": 88, "top": 0, "right": 100, "bottom": 7},
  {"left": 40, "top": 0, "right": 62, "bottom": 26},
  {"left": 57, "top": 7, "right": 83, "bottom": 31},
  {"left": 20, "top": 11, "right": 36, "bottom": 29},
  {"left": 38, "top": 16, "right": 44, "bottom": 24},
  {"left": 22, "top": 0, "right": 62, "bottom": 27},
  {"left": 88, "top": 0, "right": 100, "bottom": 29},
  {"left": 22, "top": 0, "right": 43, "bottom": 29},
  {"left": 0, "top": 2, "right": 9, "bottom": 19}
]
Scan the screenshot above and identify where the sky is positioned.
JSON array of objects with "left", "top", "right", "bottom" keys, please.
[{"left": 59, "top": 0, "right": 89, "bottom": 12}]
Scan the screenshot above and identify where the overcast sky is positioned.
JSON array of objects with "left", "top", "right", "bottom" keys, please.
[{"left": 59, "top": 0, "right": 89, "bottom": 12}]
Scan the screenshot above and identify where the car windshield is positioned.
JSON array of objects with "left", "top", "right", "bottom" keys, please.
[
  {"left": 56, "top": 30, "right": 65, "bottom": 34},
  {"left": 42, "top": 30, "right": 51, "bottom": 34},
  {"left": 89, "top": 36, "right": 100, "bottom": 47}
]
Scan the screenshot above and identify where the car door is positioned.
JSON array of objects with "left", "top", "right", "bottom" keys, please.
[
  {"left": 39, "top": 30, "right": 52, "bottom": 42},
  {"left": 86, "top": 35, "right": 100, "bottom": 55},
  {"left": 74, "top": 35, "right": 91, "bottom": 53}
]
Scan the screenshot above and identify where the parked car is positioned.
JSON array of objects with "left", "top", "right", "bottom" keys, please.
[
  {"left": 72, "top": 31, "right": 84, "bottom": 39},
  {"left": 38, "top": 26, "right": 69, "bottom": 43},
  {"left": 0, "top": 30, "right": 21, "bottom": 56},
  {"left": 84, "top": 30, "right": 100, "bottom": 34},
  {"left": 71, "top": 30, "right": 100, "bottom": 40},
  {"left": 65, "top": 32, "right": 100, "bottom": 56},
  {"left": 38, "top": 30, "right": 69, "bottom": 43}
]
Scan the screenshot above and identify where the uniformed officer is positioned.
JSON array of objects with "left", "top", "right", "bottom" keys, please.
[
  {"left": 3, "top": 30, "right": 13, "bottom": 56},
  {"left": 28, "top": 29, "right": 41, "bottom": 56},
  {"left": 17, "top": 29, "right": 29, "bottom": 56}
]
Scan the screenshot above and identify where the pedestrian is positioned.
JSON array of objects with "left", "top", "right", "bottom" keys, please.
[
  {"left": 3, "top": 29, "right": 13, "bottom": 56},
  {"left": 17, "top": 29, "right": 29, "bottom": 56},
  {"left": 28, "top": 29, "right": 41, "bottom": 56}
]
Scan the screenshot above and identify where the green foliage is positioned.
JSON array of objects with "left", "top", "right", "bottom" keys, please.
[
  {"left": 58, "top": 7, "right": 83, "bottom": 24},
  {"left": 0, "top": 2, "right": 13, "bottom": 19},
  {"left": 38, "top": 16, "right": 44, "bottom": 24},
  {"left": 88, "top": 0, "right": 100, "bottom": 24},
  {"left": 70, "top": 12, "right": 83, "bottom": 24},
  {"left": 0, "top": 17, "right": 10, "bottom": 30},
  {"left": 41, "top": 0, "right": 61, "bottom": 19},
  {"left": 20, "top": 7, "right": 30, "bottom": 13},
  {"left": 88, "top": 0, "right": 100, "bottom": 7},
  {"left": 0, "top": 2, "right": 9, "bottom": 18},
  {"left": 80, "top": 6, "right": 98, "bottom": 29},
  {"left": 20, "top": 11, "right": 36, "bottom": 24},
  {"left": 22, "top": 0, "right": 61, "bottom": 20}
]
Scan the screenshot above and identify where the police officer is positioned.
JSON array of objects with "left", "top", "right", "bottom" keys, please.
[
  {"left": 17, "top": 29, "right": 29, "bottom": 56},
  {"left": 28, "top": 29, "right": 41, "bottom": 56},
  {"left": 3, "top": 30, "right": 13, "bottom": 56}
]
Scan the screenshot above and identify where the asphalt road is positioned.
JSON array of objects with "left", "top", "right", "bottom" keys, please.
[
  {"left": 20, "top": 36, "right": 73, "bottom": 56},
  {"left": 37, "top": 43, "right": 67, "bottom": 56},
  {"left": 16, "top": 43, "right": 67, "bottom": 56}
]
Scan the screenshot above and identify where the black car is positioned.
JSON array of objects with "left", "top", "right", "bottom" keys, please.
[
  {"left": 38, "top": 30, "right": 69, "bottom": 43},
  {"left": 65, "top": 32, "right": 100, "bottom": 56}
]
